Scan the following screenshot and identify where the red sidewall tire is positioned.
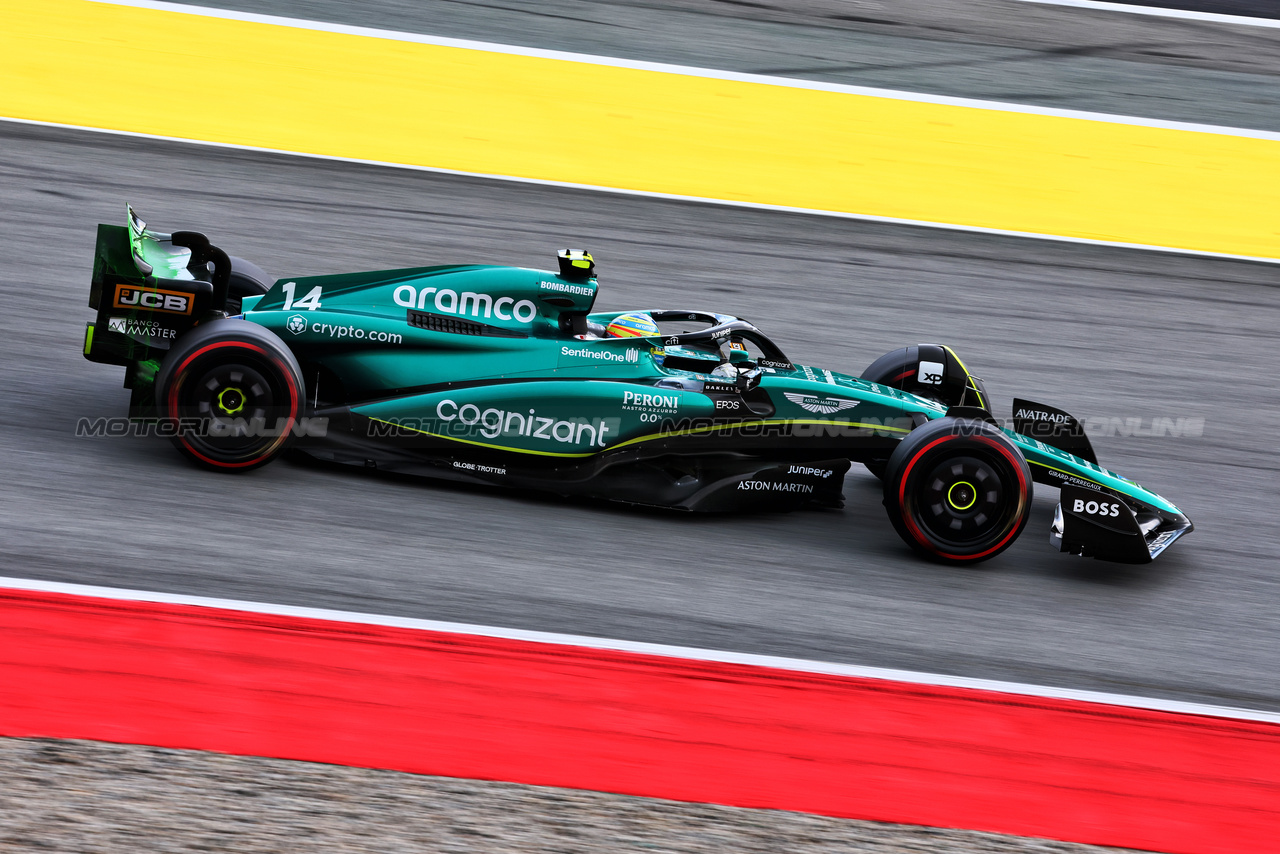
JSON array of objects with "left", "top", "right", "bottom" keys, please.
[
  {"left": 883, "top": 418, "right": 1032, "bottom": 564},
  {"left": 156, "top": 320, "right": 304, "bottom": 472}
]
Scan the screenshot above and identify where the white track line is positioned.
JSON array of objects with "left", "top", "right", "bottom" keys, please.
[
  {"left": 1014, "top": 0, "right": 1280, "bottom": 29},
  {"left": 4, "top": 575, "right": 1280, "bottom": 726},
  {"left": 86, "top": 0, "right": 1280, "bottom": 141},
  {"left": 5, "top": 116, "right": 1279, "bottom": 266}
]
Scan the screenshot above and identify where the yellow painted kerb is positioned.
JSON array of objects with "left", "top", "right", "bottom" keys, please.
[{"left": 3, "top": 0, "right": 1277, "bottom": 257}]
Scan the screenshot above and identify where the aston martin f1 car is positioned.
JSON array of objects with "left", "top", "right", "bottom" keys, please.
[{"left": 82, "top": 207, "right": 1193, "bottom": 565}]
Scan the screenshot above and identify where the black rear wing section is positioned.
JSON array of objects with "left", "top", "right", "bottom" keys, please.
[{"left": 85, "top": 222, "right": 231, "bottom": 367}]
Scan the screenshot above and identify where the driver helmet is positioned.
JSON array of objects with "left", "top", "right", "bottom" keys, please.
[{"left": 605, "top": 312, "right": 660, "bottom": 338}]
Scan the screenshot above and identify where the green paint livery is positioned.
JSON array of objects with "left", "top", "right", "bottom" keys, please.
[{"left": 82, "top": 208, "right": 1192, "bottom": 565}]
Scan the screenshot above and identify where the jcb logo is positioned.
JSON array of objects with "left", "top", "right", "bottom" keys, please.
[{"left": 113, "top": 284, "right": 193, "bottom": 316}]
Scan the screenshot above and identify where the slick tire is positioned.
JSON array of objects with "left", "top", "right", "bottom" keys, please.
[
  {"left": 226, "top": 256, "right": 274, "bottom": 315},
  {"left": 156, "top": 319, "right": 305, "bottom": 471},
  {"left": 861, "top": 345, "right": 968, "bottom": 480},
  {"left": 862, "top": 345, "right": 961, "bottom": 407},
  {"left": 883, "top": 417, "right": 1032, "bottom": 564}
]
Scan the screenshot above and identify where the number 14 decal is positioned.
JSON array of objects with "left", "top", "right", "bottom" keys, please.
[{"left": 281, "top": 281, "right": 323, "bottom": 310}]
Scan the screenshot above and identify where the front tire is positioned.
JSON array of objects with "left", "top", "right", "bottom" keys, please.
[
  {"left": 156, "top": 320, "right": 304, "bottom": 471},
  {"left": 883, "top": 417, "right": 1032, "bottom": 564},
  {"left": 860, "top": 344, "right": 990, "bottom": 480}
]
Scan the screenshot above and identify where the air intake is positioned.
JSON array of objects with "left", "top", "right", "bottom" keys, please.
[{"left": 407, "top": 310, "right": 526, "bottom": 338}]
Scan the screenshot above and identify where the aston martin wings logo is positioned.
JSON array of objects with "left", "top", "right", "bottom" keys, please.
[{"left": 783, "top": 392, "right": 860, "bottom": 415}]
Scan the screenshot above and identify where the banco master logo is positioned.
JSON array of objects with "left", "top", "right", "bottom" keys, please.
[
  {"left": 106, "top": 316, "right": 177, "bottom": 341},
  {"left": 286, "top": 314, "right": 307, "bottom": 335},
  {"left": 783, "top": 393, "right": 859, "bottom": 415}
]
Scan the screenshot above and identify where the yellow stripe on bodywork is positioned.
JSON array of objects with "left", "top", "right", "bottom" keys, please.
[
  {"left": 607, "top": 418, "right": 911, "bottom": 452},
  {"left": 941, "top": 345, "right": 986, "bottom": 409},
  {"left": 1028, "top": 460, "right": 1103, "bottom": 488},
  {"left": 367, "top": 416, "right": 909, "bottom": 457},
  {"left": 366, "top": 418, "right": 598, "bottom": 458},
  {"left": 3, "top": 1, "right": 1278, "bottom": 257}
]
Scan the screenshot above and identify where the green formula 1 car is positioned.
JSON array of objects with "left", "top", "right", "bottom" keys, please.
[{"left": 82, "top": 207, "right": 1193, "bottom": 565}]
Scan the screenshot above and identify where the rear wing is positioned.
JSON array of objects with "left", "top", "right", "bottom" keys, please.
[{"left": 85, "top": 206, "right": 232, "bottom": 367}]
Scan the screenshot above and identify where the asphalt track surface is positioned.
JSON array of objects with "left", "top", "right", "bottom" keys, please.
[
  {"left": 3, "top": 113, "right": 1279, "bottom": 711},
  {"left": 184, "top": 0, "right": 1280, "bottom": 130}
]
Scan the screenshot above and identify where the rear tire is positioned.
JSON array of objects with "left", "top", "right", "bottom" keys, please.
[
  {"left": 226, "top": 256, "right": 274, "bottom": 315},
  {"left": 883, "top": 417, "right": 1032, "bottom": 564},
  {"left": 156, "top": 319, "right": 304, "bottom": 471}
]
